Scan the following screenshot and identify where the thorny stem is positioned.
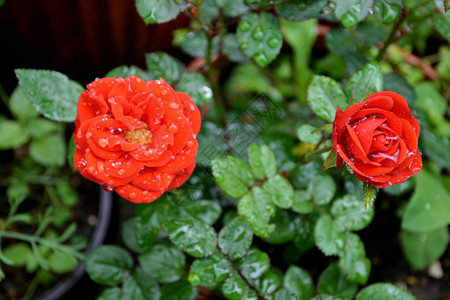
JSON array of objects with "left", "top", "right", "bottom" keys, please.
[{"left": 304, "top": 145, "right": 333, "bottom": 163}]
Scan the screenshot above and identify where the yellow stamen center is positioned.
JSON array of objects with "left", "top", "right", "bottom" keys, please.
[{"left": 124, "top": 122, "right": 153, "bottom": 144}]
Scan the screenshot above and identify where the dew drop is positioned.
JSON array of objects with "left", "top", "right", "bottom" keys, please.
[
  {"left": 424, "top": 202, "right": 431, "bottom": 210},
  {"left": 297, "top": 3, "right": 306, "bottom": 10},
  {"left": 238, "top": 19, "right": 251, "bottom": 32},
  {"left": 239, "top": 42, "right": 248, "bottom": 50},
  {"left": 129, "top": 192, "right": 136, "bottom": 199},
  {"left": 86, "top": 132, "right": 92, "bottom": 139},
  {"left": 341, "top": 11, "right": 358, "bottom": 28},
  {"left": 268, "top": 37, "right": 280, "bottom": 48},
  {"left": 169, "top": 102, "right": 179, "bottom": 109},
  {"left": 251, "top": 26, "right": 264, "bottom": 41},
  {"left": 253, "top": 52, "right": 269, "bottom": 66},
  {"left": 102, "top": 184, "right": 114, "bottom": 192},
  {"left": 98, "top": 138, "right": 109, "bottom": 147},
  {"left": 117, "top": 169, "right": 125, "bottom": 175}
]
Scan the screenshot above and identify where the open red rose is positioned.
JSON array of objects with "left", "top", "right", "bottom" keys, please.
[
  {"left": 332, "top": 91, "right": 422, "bottom": 188},
  {"left": 73, "top": 76, "right": 201, "bottom": 203}
]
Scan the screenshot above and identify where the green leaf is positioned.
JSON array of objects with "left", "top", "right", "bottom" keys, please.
[
  {"left": 175, "top": 72, "right": 213, "bottom": 105},
  {"left": 420, "top": 130, "right": 450, "bottom": 169},
  {"left": 284, "top": 266, "right": 314, "bottom": 300},
  {"left": 188, "top": 252, "right": 231, "bottom": 287},
  {"left": 219, "top": 217, "right": 253, "bottom": 260},
  {"left": 122, "top": 218, "right": 146, "bottom": 253},
  {"left": 263, "top": 209, "right": 296, "bottom": 244},
  {"left": 293, "top": 214, "right": 317, "bottom": 252},
  {"left": 332, "top": 194, "right": 374, "bottom": 231},
  {"left": 297, "top": 124, "right": 322, "bottom": 144},
  {"left": 30, "top": 134, "right": 66, "bottom": 167},
  {"left": 383, "top": 73, "right": 416, "bottom": 104},
  {"left": 434, "top": 11, "right": 450, "bottom": 41},
  {"left": 322, "top": 150, "right": 337, "bottom": 171},
  {"left": 307, "top": 75, "right": 348, "bottom": 122},
  {"left": 238, "top": 189, "right": 276, "bottom": 238},
  {"left": 402, "top": 170, "right": 450, "bottom": 232},
  {"left": 271, "top": 288, "right": 299, "bottom": 300},
  {"left": 222, "top": 271, "right": 247, "bottom": 300},
  {"left": 3, "top": 243, "right": 33, "bottom": 266},
  {"left": 354, "top": 22, "right": 388, "bottom": 46},
  {"left": 338, "top": 233, "right": 371, "bottom": 284},
  {"left": 0, "top": 119, "right": 29, "bottom": 149},
  {"left": 9, "top": 86, "right": 39, "bottom": 121},
  {"left": 160, "top": 278, "right": 197, "bottom": 300},
  {"left": 146, "top": 52, "right": 183, "bottom": 84},
  {"left": 28, "top": 118, "right": 62, "bottom": 139},
  {"left": 48, "top": 251, "right": 78, "bottom": 274},
  {"left": 223, "top": 33, "right": 250, "bottom": 63},
  {"left": 138, "top": 243, "right": 185, "bottom": 283},
  {"left": 362, "top": 183, "right": 378, "bottom": 210},
  {"left": 215, "top": 0, "right": 249, "bottom": 17},
  {"left": 334, "top": 0, "right": 373, "bottom": 28},
  {"left": 276, "top": 0, "right": 328, "bottom": 21},
  {"left": 292, "top": 190, "right": 313, "bottom": 214},
  {"left": 236, "top": 12, "right": 282, "bottom": 67},
  {"left": 401, "top": 226, "right": 449, "bottom": 270},
  {"left": 123, "top": 268, "right": 160, "bottom": 300},
  {"left": 15, "top": 69, "right": 83, "bottom": 122},
  {"left": 318, "top": 263, "right": 358, "bottom": 300},
  {"left": 184, "top": 200, "right": 222, "bottom": 225},
  {"left": 136, "top": 0, "right": 182, "bottom": 24},
  {"left": 97, "top": 287, "right": 123, "bottom": 300},
  {"left": 255, "top": 269, "right": 281, "bottom": 295},
  {"left": 314, "top": 215, "right": 345, "bottom": 256},
  {"left": 325, "top": 28, "right": 357, "bottom": 54},
  {"left": 7, "top": 183, "right": 29, "bottom": 209},
  {"left": 179, "top": 30, "right": 220, "bottom": 58},
  {"left": 163, "top": 217, "right": 217, "bottom": 258},
  {"left": 308, "top": 175, "right": 336, "bottom": 205},
  {"left": 263, "top": 175, "right": 294, "bottom": 209},
  {"left": 356, "top": 283, "right": 417, "bottom": 300},
  {"left": 310, "top": 296, "right": 340, "bottom": 300},
  {"left": 383, "top": 179, "right": 414, "bottom": 196},
  {"left": 212, "top": 156, "right": 254, "bottom": 198},
  {"left": 67, "top": 136, "right": 76, "bottom": 171},
  {"left": 238, "top": 248, "right": 270, "bottom": 279},
  {"left": 105, "top": 65, "right": 151, "bottom": 80},
  {"left": 85, "top": 245, "right": 133, "bottom": 285},
  {"left": 344, "top": 63, "right": 383, "bottom": 103},
  {"left": 248, "top": 143, "right": 277, "bottom": 180},
  {"left": 414, "top": 82, "right": 447, "bottom": 117},
  {"left": 373, "top": 0, "right": 402, "bottom": 24}
]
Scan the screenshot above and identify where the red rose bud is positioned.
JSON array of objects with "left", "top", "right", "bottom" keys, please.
[
  {"left": 73, "top": 76, "right": 201, "bottom": 203},
  {"left": 332, "top": 91, "right": 422, "bottom": 188}
]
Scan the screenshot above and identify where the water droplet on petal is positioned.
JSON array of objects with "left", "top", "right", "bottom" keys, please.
[
  {"left": 118, "top": 169, "right": 125, "bottom": 176},
  {"left": 98, "top": 138, "right": 108, "bottom": 147},
  {"left": 129, "top": 192, "right": 136, "bottom": 199},
  {"left": 102, "top": 184, "right": 114, "bottom": 192}
]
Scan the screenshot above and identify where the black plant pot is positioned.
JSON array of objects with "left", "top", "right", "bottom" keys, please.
[{"left": 35, "top": 189, "right": 113, "bottom": 300}]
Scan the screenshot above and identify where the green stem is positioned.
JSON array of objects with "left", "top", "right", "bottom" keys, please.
[
  {"left": 0, "top": 83, "right": 9, "bottom": 108},
  {"left": 304, "top": 145, "right": 333, "bottom": 163},
  {"left": 0, "top": 230, "right": 85, "bottom": 260},
  {"left": 376, "top": 15, "right": 405, "bottom": 61}
]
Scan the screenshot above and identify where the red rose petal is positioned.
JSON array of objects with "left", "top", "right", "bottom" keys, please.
[
  {"left": 345, "top": 125, "right": 376, "bottom": 164},
  {"left": 157, "top": 135, "right": 198, "bottom": 174},
  {"left": 167, "top": 161, "right": 196, "bottom": 190},
  {"left": 333, "top": 102, "right": 366, "bottom": 144},
  {"left": 87, "top": 137, "right": 122, "bottom": 160},
  {"left": 131, "top": 168, "right": 175, "bottom": 191},
  {"left": 128, "top": 76, "right": 149, "bottom": 94},
  {"left": 144, "top": 150, "right": 173, "bottom": 167},
  {"left": 354, "top": 161, "right": 394, "bottom": 177},
  {"left": 77, "top": 92, "right": 109, "bottom": 124},
  {"left": 364, "top": 94, "right": 394, "bottom": 111},
  {"left": 129, "top": 126, "right": 174, "bottom": 161},
  {"left": 335, "top": 144, "right": 368, "bottom": 178},
  {"left": 400, "top": 118, "right": 418, "bottom": 150},
  {"left": 163, "top": 107, "right": 191, "bottom": 154},
  {"left": 179, "top": 92, "right": 201, "bottom": 135},
  {"left": 109, "top": 97, "right": 143, "bottom": 130},
  {"left": 87, "top": 78, "right": 121, "bottom": 97},
  {"left": 108, "top": 80, "right": 128, "bottom": 98},
  {"left": 350, "top": 116, "right": 386, "bottom": 153},
  {"left": 350, "top": 108, "right": 402, "bottom": 135},
  {"left": 104, "top": 155, "right": 145, "bottom": 179},
  {"left": 115, "top": 183, "right": 165, "bottom": 204},
  {"left": 143, "top": 96, "right": 165, "bottom": 132}
]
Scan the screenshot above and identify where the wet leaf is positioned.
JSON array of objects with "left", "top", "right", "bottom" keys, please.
[
  {"left": 222, "top": 271, "right": 247, "bottom": 300},
  {"left": 160, "top": 278, "right": 197, "bottom": 300},
  {"left": 297, "top": 124, "right": 322, "bottom": 144},
  {"left": 136, "top": 0, "right": 182, "bottom": 24},
  {"left": 344, "top": 63, "right": 383, "bottom": 103},
  {"left": 356, "top": 283, "right": 417, "bottom": 300},
  {"left": 314, "top": 215, "right": 345, "bottom": 256},
  {"left": 292, "top": 190, "right": 313, "bottom": 214},
  {"left": 146, "top": 52, "right": 184, "bottom": 84},
  {"left": 318, "top": 263, "right": 358, "bottom": 300},
  {"left": 276, "top": 0, "right": 328, "bottom": 21},
  {"left": 0, "top": 119, "right": 29, "bottom": 150},
  {"left": 9, "top": 86, "right": 39, "bottom": 121},
  {"left": 238, "top": 248, "right": 270, "bottom": 279},
  {"left": 334, "top": 0, "right": 374, "bottom": 28},
  {"left": 325, "top": 28, "right": 357, "bottom": 54},
  {"left": 248, "top": 143, "right": 277, "bottom": 179},
  {"left": 238, "top": 189, "right": 276, "bottom": 238},
  {"left": 263, "top": 209, "right": 296, "bottom": 244},
  {"left": 338, "top": 233, "right": 371, "bottom": 284},
  {"left": 309, "top": 175, "right": 336, "bottom": 205},
  {"left": 263, "top": 174, "right": 294, "bottom": 209},
  {"left": 15, "top": 69, "right": 83, "bottom": 122},
  {"left": 212, "top": 156, "right": 254, "bottom": 198},
  {"left": 401, "top": 226, "right": 449, "bottom": 270},
  {"left": 219, "top": 217, "right": 253, "bottom": 259},
  {"left": 332, "top": 194, "right": 374, "bottom": 231},
  {"left": 122, "top": 268, "right": 160, "bottom": 300},
  {"left": 138, "top": 243, "right": 185, "bottom": 283},
  {"left": 236, "top": 12, "right": 282, "bottom": 67},
  {"left": 163, "top": 217, "right": 217, "bottom": 258},
  {"left": 85, "top": 245, "right": 133, "bottom": 285},
  {"left": 284, "top": 266, "right": 314, "bottom": 300},
  {"left": 373, "top": 0, "right": 402, "bottom": 24},
  {"left": 175, "top": 72, "right": 213, "bottom": 105},
  {"left": 402, "top": 170, "right": 450, "bottom": 232},
  {"left": 30, "top": 134, "right": 65, "bottom": 167},
  {"left": 188, "top": 252, "right": 231, "bottom": 287},
  {"left": 307, "top": 75, "right": 348, "bottom": 122},
  {"left": 255, "top": 269, "right": 281, "bottom": 295}
]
